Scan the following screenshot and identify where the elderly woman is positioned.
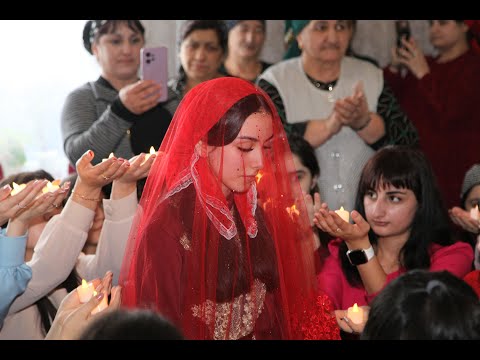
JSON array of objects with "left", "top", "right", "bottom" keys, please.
[
  {"left": 258, "top": 20, "right": 418, "bottom": 212},
  {"left": 220, "top": 20, "right": 271, "bottom": 82}
]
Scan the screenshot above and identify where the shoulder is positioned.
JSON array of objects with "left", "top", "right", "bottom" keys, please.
[
  {"left": 431, "top": 241, "right": 474, "bottom": 259},
  {"left": 65, "top": 82, "right": 95, "bottom": 100},
  {"left": 343, "top": 56, "right": 382, "bottom": 77},
  {"left": 260, "top": 58, "right": 300, "bottom": 79}
]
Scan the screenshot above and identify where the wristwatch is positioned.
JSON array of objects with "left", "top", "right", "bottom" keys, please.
[{"left": 346, "top": 246, "right": 375, "bottom": 266}]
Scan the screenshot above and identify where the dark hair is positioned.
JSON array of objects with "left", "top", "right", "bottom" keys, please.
[
  {"left": 361, "top": 269, "right": 480, "bottom": 340},
  {"left": 177, "top": 20, "right": 227, "bottom": 82},
  {"left": 79, "top": 309, "right": 185, "bottom": 340},
  {"left": 83, "top": 20, "right": 145, "bottom": 54},
  {"left": 224, "top": 20, "right": 266, "bottom": 33},
  {"left": 0, "top": 169, "right": 82, "bottom": 335},
  {"left": 340, "top": 146, "right": 454, "bottom": 287},
  {"left": 287, "top": 133, "right": 320, "bottom": 196},
  {"left": 207, "top": 93, "right": 272, "bottom": 146}
]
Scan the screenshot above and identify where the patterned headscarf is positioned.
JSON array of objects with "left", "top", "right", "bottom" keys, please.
[
  {"left": 82, "top": 20, "right": 145, "bottom": 55},
  {"left": 283, "top": 20, "right": 311, "bottom": 60}
]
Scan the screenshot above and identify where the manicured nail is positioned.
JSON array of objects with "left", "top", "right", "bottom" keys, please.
[{"left": 1, "top": 184, "right": 11, "bottom": 191}]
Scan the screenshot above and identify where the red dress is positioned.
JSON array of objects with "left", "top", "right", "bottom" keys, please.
[{"left": 384, "top": 48, "right": 480, "bottom": 208}]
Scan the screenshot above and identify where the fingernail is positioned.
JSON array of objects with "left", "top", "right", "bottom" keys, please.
[
  {"left": 96, "top": 292, "right": 104, "bottom": 301},
  {"left": 2, "top": 184, "right": 11, "bottom": 191},
  {"left": 87, "top": 150, "right": 94, "bottom": 157}
]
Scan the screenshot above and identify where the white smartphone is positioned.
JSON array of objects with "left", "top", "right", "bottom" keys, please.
[{"left": 140, "top": 46, "right": 168, "bottom": 103}]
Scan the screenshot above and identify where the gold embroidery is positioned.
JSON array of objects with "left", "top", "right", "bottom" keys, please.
[
  {"left": 179, "top": 233, "right": 191, "bottom": 251},
  {"left": 191, "top": 279, "right": 266, "bottom": 340}
]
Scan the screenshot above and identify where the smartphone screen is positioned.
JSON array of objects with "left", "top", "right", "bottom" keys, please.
[
  {"left": 140, "top": 46, "right": 168, "bottom": 103},
  {"left": 395, "top": 20, "right": 411, "bottom": 49}
]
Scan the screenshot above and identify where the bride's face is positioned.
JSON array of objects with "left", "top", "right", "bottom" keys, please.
[{"left": 207, "top": 111, "right": 273, "bottom": 197}]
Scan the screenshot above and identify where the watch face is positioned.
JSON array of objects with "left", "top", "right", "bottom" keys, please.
[{"left": 347, "top": 249, "right": 368, "bottom": 265}]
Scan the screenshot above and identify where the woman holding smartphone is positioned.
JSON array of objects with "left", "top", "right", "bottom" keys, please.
[
  {"left": 61, "top": 20, "right": 177, "bottom": 174},
  {"left": 384, "top": 20, "right": 480, "bottom": 209}
]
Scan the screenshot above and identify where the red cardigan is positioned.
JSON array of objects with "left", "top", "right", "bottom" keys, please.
[{"left": 384, "top": 48, "right": 480, "bottom": 208}]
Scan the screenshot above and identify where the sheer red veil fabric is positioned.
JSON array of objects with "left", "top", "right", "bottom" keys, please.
[{"left": 119, "top": 77, "right": 339, "bottom": 340}]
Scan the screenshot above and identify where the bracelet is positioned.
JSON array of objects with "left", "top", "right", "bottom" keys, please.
[
  {"left": 354, "top": 114, "right": 372, "bottom": 132},
  {"left": 71, "top": 190, "right": 102, "bottom": 202}
]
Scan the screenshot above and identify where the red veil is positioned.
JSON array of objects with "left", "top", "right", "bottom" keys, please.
[{"left": 119, "top": 77, "right": 339, "bottom": 340}]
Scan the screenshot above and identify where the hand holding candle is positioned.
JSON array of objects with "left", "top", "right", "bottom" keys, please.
[
  {"left": 141, "top": 146, "right": 157, "bottom": 165},
  {"left": 76, "top": 279, "right": 95, "bottom": 303},
  {"left": 347, "top": 303, "right": 365, "bottom": 325},
  {"left": 335, "top": 206, "right": 350, "bottom": 223}
]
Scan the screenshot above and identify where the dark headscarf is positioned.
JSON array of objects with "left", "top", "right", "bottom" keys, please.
[
  {"left": 224, "top": 20, "right": 266, "bottom": 33},
  {"left": 82, "top": 20, "right": 145, "bottom": 55}
]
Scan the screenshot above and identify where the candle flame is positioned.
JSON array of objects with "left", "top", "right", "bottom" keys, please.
[
  {"left": 81, "top": 279, "right": 88, "bottom": 288},
  {"left": 255, "top": 172, "right": 263, "bottom": 183},
  {"left": 286, "top": 204, "right": 300, "bottom": 219},
  {"left": 149, "top": 146, "right": 156, "bottom": 155},
  {"left": 93, "top": 290, "right": 98, "bottom": 297},
  {"left": 352, "top": 303, "right": 359, "bottom": 312},
  {"left": 42, "top": 180, "right": 61, "bottom": 194}
]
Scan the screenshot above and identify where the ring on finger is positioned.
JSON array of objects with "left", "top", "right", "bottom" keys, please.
[
  {"left": 17, "top": 203, "right": 27, "bottom": 209},
  {"left": 336, "top": 227, "right": 341, "bottom": 232},
  {"left": 52, "top": 203, "right": 61, "bottom": 209},
  {"left": 102, "top": 175, "right": 110, "bottom": 180}
]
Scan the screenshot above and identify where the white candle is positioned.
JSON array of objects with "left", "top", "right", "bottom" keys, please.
[
  {"left": 141, "top": 146, "right": 157, "bottom": 165},
  {"left": 91, "top": 290, "right": 108, "bottom": 315},
  {"left": 76, "top": 279, "right": 95, "bottom": 303},
  {"left": 347, "top": 303, "right": 364, "bottom": 325},
  {"left": 10, "top": 182, "right": 26, "bottom": 196},
  {"left": 42, "top": 179, "right": 61, "bottom": 194},
  {"left": 470, "top": 205, "right": 479, "bottom": 221},
  {"left": 335, "top": 206, "right": 350, "bottom": 223},
  {"left": 102, "top": 152, "right": 115, "bottom": 162}
]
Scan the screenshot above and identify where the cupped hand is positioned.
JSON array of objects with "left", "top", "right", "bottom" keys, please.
[
  {"left": 314, "top": 206, "right": 370, "bottom": 243},
  {"left": 75, "top": 150, "right": 131, "bottom": 191},
  {"left": 0, "top": 180, "right": 48, "bottom": 224},
  {"left": 449, "top": 206, "right": 480, "bottom": 234}
]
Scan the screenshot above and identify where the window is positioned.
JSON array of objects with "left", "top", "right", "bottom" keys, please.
[{"left": 0, "top": 20, "right": 98, "bottom": 179}]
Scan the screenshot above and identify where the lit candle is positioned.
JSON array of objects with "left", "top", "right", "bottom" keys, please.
[
  {"left": 255, "top": 171, "right": 263, "bottom": 184},
  {"left": 42, "top": 179, "right": 61, "bottom": 194},
  {"left": 10, "top": 182, "right": 26, "bottom": 196},
  {"left": 347, "top": 303, "right": 364, "bottom": 325},
  {"left": 286, "top": 204, "right": 300, "bottom": 219},
  {"left": 91, "top": 290, "right": 108, "bottom": 315},
  {"left": 141, "top": 146, "right": 157, "bottom": 165},
  {"left": 102, "top": 152, "right": 115, "bottom": 162},
  {"left": 76, "top": 279, "right": 95, "bottom": 303},
  {"left": 470, "top": 205, "right": 479, "bottom": 221},
  {"left": 335, "top": 206, "right": 350, "bottom": 223}
]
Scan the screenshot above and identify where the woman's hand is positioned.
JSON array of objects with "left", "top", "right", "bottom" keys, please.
[
  {"left": 119, "top": 80, "right": 162, "bottom": 115},
  {"left": 449, "top": 206, "right": 480, "bottom": 234},
  {"left": 45, "top": 271, "right": 122, "bottom": 340},
  {"left": 0, "top": 180, "right": 47, "bottom": 224},
  {"left": 111, "top": 152, "right": 157, "bottom": 200},
  {"left": 314, "top": 206, "right": 370, "bottom": 245},
  {"left": 334, "top": 306, "right": 370, "bottom": 335},
  {"left": 335, "top": 81, "right": 371, "bottom": 131},
  {"left": 396, "top": 37, "right": 430, "bottom": 79}
]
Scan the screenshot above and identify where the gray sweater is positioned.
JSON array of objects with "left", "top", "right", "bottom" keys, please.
[{"left": 61, "top": 78, "right": 179, "bottom": 165}]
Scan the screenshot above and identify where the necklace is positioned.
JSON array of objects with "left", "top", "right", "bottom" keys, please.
[{"left": 306, "top": 74, "right": 338, "bottom": 103}]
